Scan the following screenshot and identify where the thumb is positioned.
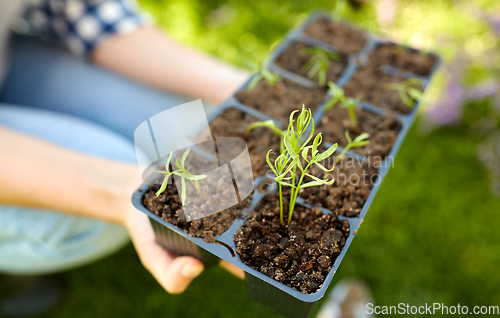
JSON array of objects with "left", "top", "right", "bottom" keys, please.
[{"left": 161, "top": 256, "right": 204, "bottom": 294}]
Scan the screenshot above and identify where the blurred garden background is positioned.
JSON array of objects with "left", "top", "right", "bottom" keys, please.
[{"left": 38, "top": 0, "right": 500, "bottom": 317}]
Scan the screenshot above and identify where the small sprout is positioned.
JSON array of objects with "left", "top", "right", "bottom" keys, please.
[
  {"left": 247, "top": 120, "right": 286, "bottom": 152},
  {"left": 340, "top": 96, "right": 361, "bottom": 129},
  {"left": 324, "top": 81, "right": 346, "bottom": 111},
  {"left": 155, "top": 148, "right": 207, "bottom": 205},
  {"left": 335, "top": 131, "right": 370, "bottom": 164},
  {"left": 266, "top": 105, "right": 369, "bottom": 226},
  {"left": 247, "top": 120, "right": 284, "bottom": 137},
  {"left": 298, "top": 47, "right": 340, "bottom": 86},
  {"left": 386, "top": 78, "right": 429, "bottom": 107},
  {"left": 324, "top": 81, "right": 361, "bottom": 130},
  {"left": 246, "top": 61, "right": 281, "bottom": 91}
]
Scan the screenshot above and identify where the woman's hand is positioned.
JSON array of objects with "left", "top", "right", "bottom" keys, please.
[
  {"left": 121, "top": 173, "right": 244, "bottom": 294},
  {"left": 125, "top": 205, "right": 206, "bottom": 293}
]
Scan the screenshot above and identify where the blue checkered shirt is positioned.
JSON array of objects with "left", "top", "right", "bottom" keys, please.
[{"left": 22, "top": 0, "right": 147, "bottom": 56}]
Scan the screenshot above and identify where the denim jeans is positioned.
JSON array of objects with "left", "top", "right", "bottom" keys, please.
[{"left": 0, "top": 35, "right": 199, "bottom": 275}]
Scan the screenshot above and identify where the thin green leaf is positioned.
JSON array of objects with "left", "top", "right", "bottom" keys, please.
[
  {"left": 275, "top": 180, "right": 296, "bottom": 188},
  {"left": 398, "top": 89, "right": 414, "bottom": 107},
  {"left": 304, "top": 173, "right": 324, "bottom": 182},
  {"left": 299, "top": 179, "right": 329, "bottom": 189},
  {"left": 350, "top": 133, "right": 370, "bottom": 147},
  {"left": 283, "top": 135, "right": 299, "bottom": 159},
  {"left": 247, "top": 120, "right": 284, "bottom": 136},
  {"left": 266, "top": 150, "right": 279, "bottom": 176},
  {"left": 403, "top": 78, "right": 423, "bottom": 86},
  {"left": 345, "top": 130, "right": 353, "bottom": 144},
  {"left": 301, "top": 146, "right": 310, "bottom": 161},
  {"left": 181, "top": 148, "right": 190, "bottom": 166},
  {"left": 354, "top": 132, "right": 370, "bottom": 142},
  {"left": 173, "top": 171, "right": 207, "bottom": 181},
  {"left": 307, "top": 61, "right": 322, "bottom": 79},
  {"left": 326, "top": 51, "right": 340, "bottom": 60},
  {"left": 181, "top": 178, "right": 187, "bottom": 205},
  {"left": 312, "top": 134, "right": 322, "bottom": 158},
  {"left": 318, "top": 70, "right": 326, "bottom": 86},
  {"left": 313, "top": 161, "right": 335, "bottom": 173},
  {"left": 327, "top": 82, "right": 345, "bottom": 100},
  {"left": 316, "top": 141, "right": 337, "bottom": 161},
  {"left": 407, "top": 87, "right": 429, "bottom": 104},
  {"left": 247, "top": 75, "right": 262, "bottom": 91},
  {"left": 155, "top": 174, "right": 170, "bottom": 196}
]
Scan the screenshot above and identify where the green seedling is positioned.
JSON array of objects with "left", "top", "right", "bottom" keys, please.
[
  {"left": 247, "top": 120, "right": 286, "bottom": 152},
  {"left": 323, "top": 81, "right": 346, "bottom": 111},
  {"left": 298, "top": 46, "right": 340, "bottom": 86},
  {"left": 336, "top": 131, "right": 370, "bottom": 164},
  {"left": 266, "top": 106, "right": 369, "bottom": 226},
  {"left": 155, "top": 148, "right": 207, "bottom": 205},
  {"left": 246, "top": 61, "right": 281, "bottom": 91},
  {"left": 340, "top": 96, "right": 361, "bottom": 129},
  {"left": 386, "top": 78, "right": 429, "bottom": 107},
  {"left": 324, "top": 81, "right": 361, "bottom": 130}
]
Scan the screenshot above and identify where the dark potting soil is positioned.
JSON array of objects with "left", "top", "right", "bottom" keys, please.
[
  {"left": 300, "top": 159, "right": 379, "bottom": 217},
  {"left": 368, "top": 43, "right": 436, "bottom": 76},
  {"left": 195, "top": 108, "right": 282, "bottom": 177},
  {"left": 274, "top": 41, "right": 349, "bottom": 86},
  {"left": 234, "top": 77, "right": 325, "bottom": 123},
  {"left": 304, "top": 17, "right": 367, "bottom": 55},
  {"left": 343, "top": 65, "right": 421, "bottom": 114},
  {"left": 143, "top": 177, "right": 252, "bottom": 243},
  {"left": 234, "top": 192, "right": 350, "bottom": 294},
  {"left": 317, "top": 106, "right": 402, "bottom": 158}
]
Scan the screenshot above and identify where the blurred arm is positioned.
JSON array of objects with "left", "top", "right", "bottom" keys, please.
[
  {"left": 0, "top": 126, "right": 244, "bottom": 289},
  {"left": 92, "top": 26, "right": 249, "bottom": 104},
  {"left": 0, "top": 126, "right": 137, "bottom": 224}
]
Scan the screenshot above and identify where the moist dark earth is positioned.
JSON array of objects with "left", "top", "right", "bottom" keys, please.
[
  {"left": 274, "top": 41, "right": 349, "bottom": 86},
  {"left": 234, "top": 192, "right": 350, "bottom": 294},
  {"left": 143, "top": 178, "right": 252, "bottom": 243},
  {"left": 368, "top": 43, "right": 436, "bottom": 76},
  {"left": 235, "top": 77, "right": 325, "bottom": 123},
  {"left": 343, "top": 65, "right": 422, "bottom": 114},
  {"left": 317, "top": 105, "right": 402, "bottom": 158},
  {"left": 300, "top": 159, "right": 379, "bottom": 217},
  {"left": 304, "top": 17, "right": 367, "bottom": 55},
  {"left": 192, "top": 108, "right": 281, "bottom": 177}
]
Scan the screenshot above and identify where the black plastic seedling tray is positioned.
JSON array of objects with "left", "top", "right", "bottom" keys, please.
[{"left": 132, "top": 11, "right": 441, "bottom": 318}]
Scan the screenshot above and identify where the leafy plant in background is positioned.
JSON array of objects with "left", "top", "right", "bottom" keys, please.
[
  {"left": 246, "top": 60, "right": 281, "bottom": 91},
  {"left": 155, "top": 148, "right": 207, "bottom": 205},
  {"left": 266, "top": 106, "right": 369, "bottom": 226},
  {"left": 387, "top": 78, "right": 429, "bottom": 108},
  {"left": 324, "top": 81, "right": 361, "bottom": 131},
  {"left": 247, "top": 120, "right": 286, "bottom": 152},
  {"left": 298, "top": 46, "right": 340, "bottom": 86}
]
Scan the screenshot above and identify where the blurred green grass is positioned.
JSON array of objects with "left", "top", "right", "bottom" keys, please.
[{"left": 40, "top": 1, "right": 500, "bottom": 317}]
